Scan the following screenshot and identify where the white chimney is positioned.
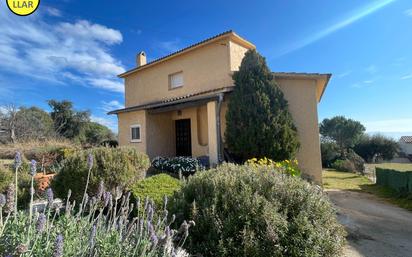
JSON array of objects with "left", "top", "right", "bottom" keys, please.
[{"left": 136, "top": 51, "right": 147, "bottom": 67}]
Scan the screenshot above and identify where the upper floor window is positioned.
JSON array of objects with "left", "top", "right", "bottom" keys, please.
[
  {"left": 130, "top": 124, "right": 141, "bottom": 142},
  {"left": 169, "top": 71, "right": 183, "bottom": 89}
]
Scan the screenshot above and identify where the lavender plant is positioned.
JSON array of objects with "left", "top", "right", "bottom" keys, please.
[{"left": 0, "top": 155, "right": 193, "bottom": 257}]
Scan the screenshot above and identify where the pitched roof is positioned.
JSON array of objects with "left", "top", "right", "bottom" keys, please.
[
  {"left": 400, "top": 136, "right": 412, "bottom": 144},
  {"left": 108, "top": 87, "right": 234, "bottom": 115},
  {"left": 118, "top": 30, "right": 255, "bottom": 78}
]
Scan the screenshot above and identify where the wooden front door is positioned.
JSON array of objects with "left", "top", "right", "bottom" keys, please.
[{"left": 175, "top": 119, "right": 192, "bottom": 156}]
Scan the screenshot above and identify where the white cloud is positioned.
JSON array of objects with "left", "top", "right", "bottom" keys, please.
[
  {"left": 401, "top": 73, "right": 412, "bottom": 80},
  {"left": 156, "top": 39, "right": 181, "bottom": 54},
  {"left": 363, "top": 80, "right": 374, "bottom": 84},
  {"left": 0, "top": 8, "right": 125, "bottom": 93},
  {"left": 336, "top": 71, "right": 352, "bottom": 78},
  {"left": 91, "top": 115, "right": 117, "bottom": 132},
  {"left": 364, "top": 119, "right": 412, "bottom": 133},
  {"left": 404, "top": 9, "right": 412, "bottom": 17},
  {"left": 101, "top": 100, "right": 124, "bottom": 112},
  {"left": 272, "top": 0, "right": 396, "bottom": 57},
  {"left": 56, "top": 20, "right": 122, "bottom": 45},
  {"left": 44, "top": 7, "right": 62, "bottom": 17},
  {"left": 365, "top": 65, "right": 377, "bottom": 74},
  {"left": 87, "top": 79, "right": 124, "bottom": 93}
]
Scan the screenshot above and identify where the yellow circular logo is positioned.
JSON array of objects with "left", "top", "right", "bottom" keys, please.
[{"left": 6, "top": 0, "right": 40, "bottom": 16}]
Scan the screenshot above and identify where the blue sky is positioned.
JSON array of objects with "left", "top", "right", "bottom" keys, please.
[{"left": 0, "top": 0, "right": 411, "bottom": 138}]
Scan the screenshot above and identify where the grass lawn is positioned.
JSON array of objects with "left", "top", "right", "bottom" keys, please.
[
  {"left": 365, "top": 163, "right": 412, "bottom": 172},
  {"left": 323, "top": 169, "right": 412, "bottom": 211}
]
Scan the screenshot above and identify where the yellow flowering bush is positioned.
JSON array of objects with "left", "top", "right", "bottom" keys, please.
[{"left": 246, "top": 157, "right": 300, "bottom": 177}]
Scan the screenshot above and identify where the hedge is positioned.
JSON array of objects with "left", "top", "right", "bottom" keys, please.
[{"left": 376, "top": 168, "right": 412, "bottom": 193}]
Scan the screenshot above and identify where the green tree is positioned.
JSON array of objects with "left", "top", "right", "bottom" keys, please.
[
  {"left": 320, "top": 141, "right": 340, "bottom": 167},
  {"left": 15, "top": 107, "right": 55, "bottom": 140},
  {"left": 225, "top": 50, "right": 299, "bottom": 161},
  {"left": 354, "top": 134, "right": 399, "bottom": 162},
  {"left": 77, "top": 122, "right": 115, "bottom": 146},
  {"left": 320, "top": 116, "right": 365, "bottom": 150},
  {"left": 48, "top": 100, "right": 90, "bottom": 139}
]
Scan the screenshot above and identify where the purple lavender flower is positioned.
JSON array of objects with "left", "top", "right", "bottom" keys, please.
[
  {"left": 36, "top": 213, "right": 46, "bottom": 233},
  {"left": 14, "top": 151, "right": 22, "bottom": 169},
  {"left": 53, "top": 234, "right": 63, "bottom": 257},
  {"left": 103, "top": 191, "right": 111, "bottom": 207},
  {"left": 89, "top": 224, "right": 97, "bottom": 248},
  {"left": 87, "top": 153, "right": 93, "bottom": 170},
  {"left": 29, "top": 160, "right": 37, "bottom": 176},
  {"left": 46, "top": 188, "right": 54, "bottom": 208},
  {"left": 5, "top": 184, "right": 15, "bottom": 213},
  {"left": 0, "top": 193, "right": 5, "bottom": 208},
  {"left": 147, "top": 204, "right": 153, "bottom": 222},
  {"left": 97, "top": 180, "right": 104, "bottom": 199},
  {"left": 150, "top": 233, "right": 158, "bottom": 249}
]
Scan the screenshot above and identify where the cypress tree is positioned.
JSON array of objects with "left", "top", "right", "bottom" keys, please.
[{"left": 225, "top": 49, "right": 299, "bottom": 161}]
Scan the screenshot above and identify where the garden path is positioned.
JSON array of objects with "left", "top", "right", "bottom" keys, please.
[{"left": 327, "top": 189, "right": 412, "bottom": 257}]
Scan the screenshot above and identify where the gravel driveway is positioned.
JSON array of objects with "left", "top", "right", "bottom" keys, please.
[{"left": 326, "top": 189, "right": 412, "bottom": 257}]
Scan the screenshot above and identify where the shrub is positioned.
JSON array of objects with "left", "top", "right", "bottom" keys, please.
[
  {"left": 0, "top": 163, "right": 33, "bottom": 209},
  {"left": 51, "top": 147, "right": 150, "bottom": 203},
  {"left": 331, "top": 159, "right": 356, "bottom": 172},
  {"left": 0, "top": 138, "right": 75, "bottom": 159},
  {"left": 170, "top": 163, "right": 345, "bottom": 257},
  {"left": 321, "top": 141, "right": 340, "bottom": 168},
  {"left": 152, "top": 156, "right": 203, "bottom": 176},
  {"left": 245, "top": 157, "right": 300, "bottom": 176},
  {"left": 0, "top": 159, "right": 192, "bottom": 256},
  {"left": 131, "top": 174, "right": 182, "bottom": 208}
]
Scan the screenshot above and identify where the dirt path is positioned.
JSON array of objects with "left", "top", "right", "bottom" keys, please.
[{"left": 326, "top": 190, "right": 412, "bottom": 257}]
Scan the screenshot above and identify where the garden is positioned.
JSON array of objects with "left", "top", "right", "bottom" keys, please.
[
  {"left": 0, "top": 148, "right": 345, "bottom": 257},
  {"left": 0, "top": 50, "right": 346, "bottom": 256}
]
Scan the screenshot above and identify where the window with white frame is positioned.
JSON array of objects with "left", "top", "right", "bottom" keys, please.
[
  {"left": 169, "top": 71, "right": 183, "bottom": 89},
  {"left": 130, "top": 125, "right": 141, "bottom": 142}
]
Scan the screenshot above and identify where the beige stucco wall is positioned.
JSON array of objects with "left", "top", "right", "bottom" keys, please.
[
  {"left": 276, "top": 78, "right": 323, "bottom": 184},
  {"left": 229, "top": 40, "right": 249, "bottom": 71},
  {"left": 118, "top": 110, "right": 147, "bottom": 153},
  {"left": 124, "top": 39, "right": 234, "bottom": 108},
  {"left": 146, "top": 112, "right": 175, "bottom": 158}
]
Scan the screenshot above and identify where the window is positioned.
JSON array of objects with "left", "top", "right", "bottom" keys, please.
[
  {"left": 169, "top": 71, "right": 183, "bottom": 89},
  {"left": 130, "top": 125, "right": 141, "bottom": 142}
]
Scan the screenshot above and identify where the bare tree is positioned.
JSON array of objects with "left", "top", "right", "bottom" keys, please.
[{"left": 0, "top": 104, "right": 19, "bottom": 143}]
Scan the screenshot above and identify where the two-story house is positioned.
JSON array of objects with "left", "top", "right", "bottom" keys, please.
[{"left": 109, "top": 31, "right": 330, "bottom": 184}]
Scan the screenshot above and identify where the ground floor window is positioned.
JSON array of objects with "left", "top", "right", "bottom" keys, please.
[{"left": 130, "top": 124, "right": 141, "bottom": 142}]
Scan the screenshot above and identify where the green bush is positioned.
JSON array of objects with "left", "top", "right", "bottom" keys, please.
[
  {"left": 345, "top": 150, "right": 365, "bottom": 173},
  {"left": 331, "top": 159, "right": 356, "bottom": 172},
  {"left": 0, "top": 163, "right": 32, "bottom": 209},
  {"left": 170, "top": 163, "right": 345, "bottom": 257},
  {"left": 321, "top": 141, "right": 340, "bottom": 168},
  {"left": 131, "top": 174, "right": 182, "bottom": 208},
  {"left": 51, "top": 147, "right": 150, "bottom": 203},
  {"left": 151, "top": 156, "right": 203, "bottom": 176}
]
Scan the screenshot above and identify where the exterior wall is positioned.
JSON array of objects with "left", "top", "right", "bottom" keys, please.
[
  {"left": 400, "top": 142, "right": 412, "bottom": 155},
  {"left": 229, "top": 40, "right": 249, "bottom": 71},
  {"left": 117, "top": 110, "right": 147, "bottom": 153},
  {"left": 146, "top": 112, "right": 175, "bottom": 158},
  {"left": 124, "top": 39, "right": 232, "bottom": 107},
  {"left": 276, "top": 78, "right": 323, "bottom": 184}
]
